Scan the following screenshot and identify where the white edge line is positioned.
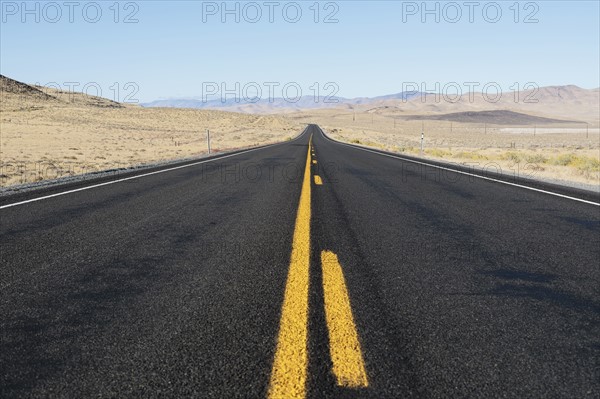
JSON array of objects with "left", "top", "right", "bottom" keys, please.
[
  {"left": 319, "top": 128, "right": 600, "bottom": 207},
  {"left": 0, "top": 128, "right": 310, "bottom": 210}
]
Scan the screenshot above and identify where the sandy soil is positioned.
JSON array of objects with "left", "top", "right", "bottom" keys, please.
[
  {"left": 1, "top": 83, "right": 301, "bottom": 187},
  {"left": 1, "top": 76, "right": 598, "bottom": 189}
]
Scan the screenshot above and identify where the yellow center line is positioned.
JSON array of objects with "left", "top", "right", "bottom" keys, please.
[
  {"left": 314, "top": 175, "right": 323, "bottom": 185},
  {"left": 321, "top": 250, "right": 369, "bottom": 388},
  {"left": 268, "top": 136, "right": 313, "bottom": 399}
]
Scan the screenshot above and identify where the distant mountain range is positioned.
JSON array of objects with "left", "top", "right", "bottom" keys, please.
[
  {"left": 2, "top": 73, "right": 597, "bottom": 123},
  {"left": 141, "top": 92, "right": 424, "bottom": 113},
  {"left": 140, "top": 86, "right": 600, "bottom": 123}
]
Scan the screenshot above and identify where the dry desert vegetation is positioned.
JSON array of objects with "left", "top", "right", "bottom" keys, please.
[
  {"left": 1, "top": 75, "right": 599, "bottom": 190},
  {"left": 287, "top": 88, "right": 600, "bottom": 189},
  {"left": 0, "top": 75, "right": 301, "bottom": 188}
]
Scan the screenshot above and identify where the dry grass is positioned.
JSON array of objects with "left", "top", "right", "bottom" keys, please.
[
  {"left": 2, "top": 76, "right": 599, "bottom": 189},
  {"left": 1, "top": 93, "right": 301, "bottom": 187},
  {"left": 288, "top": 109, "right": 600, "bottom": 187}
]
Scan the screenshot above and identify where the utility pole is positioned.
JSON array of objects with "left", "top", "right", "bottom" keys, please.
[
  {"left": 206, "top": 129, "right": 211, "bottom": 154},
  {"left": 534, "top": 124, "right": 536, "bottom": 136},
  {"left": 484, "top": 123, "right": 487, "bottom": 135},
  {"left": 450, "top": 122, "right": 453, "bottom": 133}
]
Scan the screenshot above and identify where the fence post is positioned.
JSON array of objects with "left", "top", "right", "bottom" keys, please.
[{"left": 207, "top": 129, "right": 211, "bottom": 154}]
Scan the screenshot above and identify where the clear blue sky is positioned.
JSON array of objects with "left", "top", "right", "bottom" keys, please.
[{"left": 1, "top": 1, "right": 599, "bottom": 102}]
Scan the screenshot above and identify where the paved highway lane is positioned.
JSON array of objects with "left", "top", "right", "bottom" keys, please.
[
  {"left": 1, "top": 124, "right": 599, "bottom": 398},
  {"left": 309, "top": 127, "right": 599, "bottom": 398},
  {"left": 1, "top": 131, "right": 311, "bottom": 397}
]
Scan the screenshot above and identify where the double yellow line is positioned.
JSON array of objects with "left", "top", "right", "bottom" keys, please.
[
  {"left": 267, "top": 136, "right": 313, "bottom": 398},
  {"left": 268, "top": 136, "right": 368, "bottom": 399}
]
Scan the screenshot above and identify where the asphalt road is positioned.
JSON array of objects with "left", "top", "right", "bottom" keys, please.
[{"left": 1, "top": 125, "right": 599, "bottom": 398}]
